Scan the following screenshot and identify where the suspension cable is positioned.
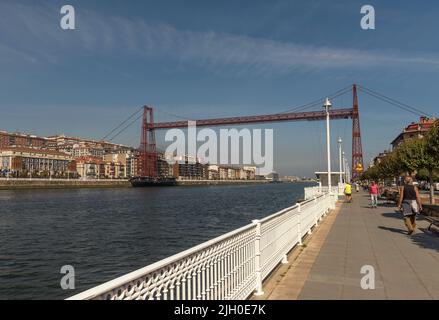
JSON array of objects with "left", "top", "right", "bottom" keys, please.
[
  {"left": 101, "top": 107, "right": 143, "bottom": 141},
  {"left": 278, "top": 84, "right": 353, "bottom": 114},
  {"left": 358, "top": 85, "right": 435, "bottom": 118},
  {"left": 108, "top": 113, "right": 143, "bottom": 142}
]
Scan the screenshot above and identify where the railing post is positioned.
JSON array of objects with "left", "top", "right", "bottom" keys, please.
[
  {"left": 297, "top": 203, "right": 302, "bottom": 245},
  {"left": 313, "top": 196, "right": 319, "bottom": 227},
  {"left": 252, "top": 219, "right": 264, "bottom": 296}
]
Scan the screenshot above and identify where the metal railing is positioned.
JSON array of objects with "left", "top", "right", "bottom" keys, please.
[
  {"left": 68, "top": 192, "right": 337, "bottom": 300},
  {"left": 304, "top": 184, "right": 346, "bottom": 200}
]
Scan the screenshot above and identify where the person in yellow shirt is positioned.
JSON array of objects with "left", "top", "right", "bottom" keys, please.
[{"left": 344, "top": 182, "right": 352, "bottom": 203}]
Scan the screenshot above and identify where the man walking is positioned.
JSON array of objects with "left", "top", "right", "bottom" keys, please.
[
  {"left": 369, "top": 181, "right": 379, "bottom": 208},
  {"left": 344, "top": 182, "right": 352, "bottom": 203},
  {"left": 397, "top": 176, "right": 423, "bottom": 235}
]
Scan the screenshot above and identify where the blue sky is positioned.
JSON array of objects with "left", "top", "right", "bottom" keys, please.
[{"left": 1, "top": 0, "right": 439, "bottom": 176}]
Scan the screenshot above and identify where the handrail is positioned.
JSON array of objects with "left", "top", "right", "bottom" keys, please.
[{"left": 68, "top": 191, "right": 336, "bottom": 300}]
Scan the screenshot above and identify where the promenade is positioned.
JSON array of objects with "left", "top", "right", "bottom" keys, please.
[{"left": 254, "top": 191, "right": 439, "bottom": 300}]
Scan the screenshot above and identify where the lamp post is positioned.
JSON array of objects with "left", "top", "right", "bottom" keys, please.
[
  {"left": 342, "top": 151, "right": 346, "bottom": 183},
  {"left": 338, "top": 137, "right": 343, "bottom": 186},
  {"left": 323, "top": 98, "right": 332, "bottom": 193}
]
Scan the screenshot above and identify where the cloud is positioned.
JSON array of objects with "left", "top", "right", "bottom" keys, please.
[{"left": 1, "top": 1, "right": 439, "bottom": 75}]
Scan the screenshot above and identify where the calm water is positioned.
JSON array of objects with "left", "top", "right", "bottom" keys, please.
[{"left": 0, "top": 182, "right": 315, "bottom": 300}]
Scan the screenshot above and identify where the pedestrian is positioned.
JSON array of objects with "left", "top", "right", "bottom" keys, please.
[
  {"left": 397, "top": 176, "right": 423, "bottom": 235},
  {"left": 344, "top": 182, "right": 352, "bottom": 203},
  {"left": 369, "top": 181, "right": 379, "bottom": 208},
  {"left": 355, "top": 182, "right": 360, "bottom": 193}
]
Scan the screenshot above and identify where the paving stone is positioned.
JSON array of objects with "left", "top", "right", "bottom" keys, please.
[{"left": 255, "top": 191, "right": 439, "bottom": 300}]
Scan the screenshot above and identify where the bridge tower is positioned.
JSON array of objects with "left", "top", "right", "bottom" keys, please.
[
  {"left": 351, "top": 84, "right": 364, "bottom": 181},
  {"left": 139, "top": 106, "right": 158, "bottom": 178}
]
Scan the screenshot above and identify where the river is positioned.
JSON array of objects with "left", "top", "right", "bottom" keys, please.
[{"left": 0, "top": 182, "right": 315, "bottom": 300}]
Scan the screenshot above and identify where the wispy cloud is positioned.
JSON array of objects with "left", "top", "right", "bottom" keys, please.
[{"left": 1, "top": 1, "right": 439, "bottom": 75}]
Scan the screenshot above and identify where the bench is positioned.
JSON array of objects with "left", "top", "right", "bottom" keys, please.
[{"left": 424, "top": 215, "right": 439, "bottom": 231}]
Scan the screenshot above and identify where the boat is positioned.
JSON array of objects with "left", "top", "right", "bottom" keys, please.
[{"left": 130, "top": 176, "right": 177, "bottom": 187}]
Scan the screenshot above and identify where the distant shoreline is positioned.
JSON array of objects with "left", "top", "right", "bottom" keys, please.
[
  {"left": 0, "top": 179, "right": 316, "bottom": 190},
  {"left": 0, "top": 179, "right": 131, "bottom": 190}
]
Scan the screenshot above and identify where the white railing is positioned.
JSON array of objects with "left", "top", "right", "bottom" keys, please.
[
  {"left": 68, "top": 193, "right": 337, "bottom": 300},
  {"left": 304, "top": 184, "right": 345, "bottom": 200}
]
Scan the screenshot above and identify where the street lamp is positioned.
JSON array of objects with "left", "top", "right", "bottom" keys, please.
[
  {"left": 342, "top": 151, "right": 346, "bottom": 183},
  {"left": 323, "top": 97, "right": 332, "bottom": 193},
  {"left": 338, "top": 137, "right": 343, "bottom": 186}
]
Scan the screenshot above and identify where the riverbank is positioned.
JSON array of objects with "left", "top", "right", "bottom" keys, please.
[
  {"left": 0, "top": 178, "right": 312, "bottom": 190},
  {"left": 0, "top": 179, "right": 131, "bottom": 190},
  {"left": 176, "top": 179, "right": 270, "bottom": 186}
]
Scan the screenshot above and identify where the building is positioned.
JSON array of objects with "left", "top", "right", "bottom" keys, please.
[
  {"left": 391, "top": 116, "right": 436, "bottom": 149},
  {"left": 242, "top": 166, "right": 256, "bottom": 180},
  {"left": 265, "top": 172, "right": 280, "bottom": 182},
  {"left": 315, "top": 172, "right": 344, "bottom": 186},
  {"left": 46, "top": 135, "right": 133, "bottom": 157},
  {"left": 157, "top": 153, "right": 174, "bottom": 178},
  {"left": 0, "top": 131, "right": 48, "bottom": 148},
  {"left": 372, "top": 150, "right": 391, "bottom": 167},
  {"left": 76, "top": 156, "right": 105, "bottom": 180},
  {"left": 173, "top": 160, "right": 207, "bottom": 180},
  {"left": 0, "top": 147, "right": 75, "bottom": 178},
  {"left": 103, "top": 152, "right": 135, "bottom": 178},
  {"left": 103, "top": 161, "right": 125, "bottom": 179}
]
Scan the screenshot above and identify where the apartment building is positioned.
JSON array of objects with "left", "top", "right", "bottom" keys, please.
[
  {"left": 0, "top": 131, "right": 47, "bottom": 148},
  {"left": 0, "top": 146, "right": 75, "bottom": 178}
]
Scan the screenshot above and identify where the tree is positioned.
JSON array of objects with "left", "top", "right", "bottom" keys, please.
[
  {"left": 425, "top": 120, "right": 439, "bottom": 204},
  {"left": 396, "top": 135, "right": 439, "bottom": 204},
  {"left": 377, "top": 152, "right": 402, "bottom": 180}
]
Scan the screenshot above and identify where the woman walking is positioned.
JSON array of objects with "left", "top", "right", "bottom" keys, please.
[
  {"left": 369, "top": 181, "right": 379, "bottom": 208},
  {"left": 397, "top": 176, "right": 423, "bottom": 235}
]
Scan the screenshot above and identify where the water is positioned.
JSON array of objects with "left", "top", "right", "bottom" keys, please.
[{"left": 0, "top": 182, "right": 315, "bottom": 300}]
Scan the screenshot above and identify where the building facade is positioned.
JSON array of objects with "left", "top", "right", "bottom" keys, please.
[
  {"left": 391, "top": 116, "right": 436, "bottom": 149},
  {"left": 0, "top": 147, "right": 75, "bottom": 178},
  {"left": 0, "top": 131, "right": 47, "bottom": 149}
]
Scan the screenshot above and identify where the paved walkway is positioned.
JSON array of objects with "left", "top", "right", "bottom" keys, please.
[{"left": 258, "top": 192, "right": 439, "bottom": 300}]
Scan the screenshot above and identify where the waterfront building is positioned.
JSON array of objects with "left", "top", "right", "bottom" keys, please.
[
  {"left": 46, "top": 135, "right": 133, "bottom": 157},
  {"left": 76, "top": 156, "right": 105, "bottom": 179},
  {"left": 207, "top": 165, "right": 220, "bottom": 180},
  {"left": 157, "top": 153, "right": 174, "bottom": 178},
  {"left": 265, "top": 172, "right": 280, "bottom": 182},
  {"left": 103, "top": 152, "right": 135, "bottom": 178},
  {"left": 0, "top": 146, "right": 75, "bottom": 178},
  {"left": 104, "top": 161, "right": 125, "bottom": 179},
  {"left": 242, "top": 166, "right": 256, "bottom": 180},
  {"left": 391, "top": 116, "right": 436, "bottom": 149},
  {"left": 0, "top": 130, "right": 47, "bottom": 148},
  {"left": 72, "top": 144, "right": 105, "bottom": 158},
  {"left": 170, "top": 155, "right": 207, "bottom": 180}
]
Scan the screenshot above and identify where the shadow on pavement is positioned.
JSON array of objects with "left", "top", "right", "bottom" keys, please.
[
  {"left": 378, "top": 202, "right": 397, "bottom": 208},
  {"left": 381, "top": 211, "right": 404, "bottom": 220},
  {"left": 410, "top": 228, "right": 439, "bottom": 252},
  {"left": 378, "top": 226, "right": 407, "bottom": 235}
]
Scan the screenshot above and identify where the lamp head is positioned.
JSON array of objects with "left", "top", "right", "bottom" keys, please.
[{"left": 323, "top": 97, "right": 332, "bottom": 110}]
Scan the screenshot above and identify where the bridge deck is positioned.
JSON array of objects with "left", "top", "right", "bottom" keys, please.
[{"left": 255, "top": 192, "right": 439, "bottom": 300}]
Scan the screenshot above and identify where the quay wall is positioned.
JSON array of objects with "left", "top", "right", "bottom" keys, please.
[
  {"left": 0, "top": 179, "right": 131, "bottom": 190},
  {"left": 176, "top": 179, "right": 270, "bottom": 186}
]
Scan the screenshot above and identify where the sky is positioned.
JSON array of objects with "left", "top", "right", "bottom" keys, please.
[{"left": 1, "top": 0, "right": 439, "bottom": 176}]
